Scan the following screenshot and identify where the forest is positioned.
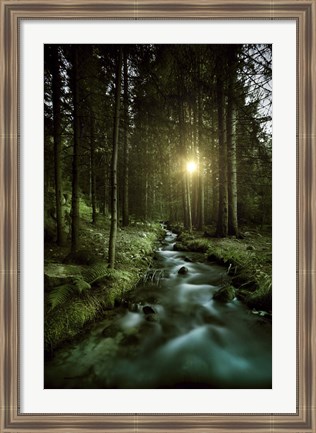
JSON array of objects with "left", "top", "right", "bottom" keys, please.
[{"left": 44, "top": 44, "right": 272, "bottom": 389}]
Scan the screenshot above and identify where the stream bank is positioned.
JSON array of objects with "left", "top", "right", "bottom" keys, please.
[
  {"left": 45, "top": 227, "right": 272, "bottom": 389},
  {"left": 170, "top": 227, "right": 272, "bottom": 313},
  {"left": 44, "top": 220, "right": 165, "bottom": 352}
]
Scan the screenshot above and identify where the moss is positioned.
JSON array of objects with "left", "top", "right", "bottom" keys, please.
[
  {"left": 172, "top": 228, "right": 272, "bottom": 312},
  {"left": 213, "top": 285, "right": 235, "bottom": 303},
  {"left": 44, "top": 222, "right": 163, "bottom": 352}
]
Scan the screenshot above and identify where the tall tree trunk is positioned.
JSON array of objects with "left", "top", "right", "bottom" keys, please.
[
  {"left": 186, "top": 174, "right": 193, "bottom": 232},
  {"left": 227, "top": 106, "right": 238, "bottom": 236},
  {"left": 122, "top": 49, "right": 129, "bottom": 226},
  {"left": 71, "top": 47, "right": 80, "bottom": 252},
  {"left": 90, "top": 111, "right": 97, "bottom": 224},
  {"left": 178, "top": 99, "right": 189, "bottom": 229},
  {"left": 211, "top": 108, "right": 218, "bottom": 223},
  {"left": 227, "top": 48, "right": 239, "bottom": 236},
  {"left": 216, "top": 67, "right": 228, "bottom": 237},
  {"left": 191, "top": 100, "right": 199, "bottom": 228},
  {"left": 196, "top": 67, "right": 205, "bottom": 230},
  {"left": 108, "top": 47, "right": 122, "bottom": 268},
  {"left": 51, "top": 46, "right": 65, "bottom": 246}
]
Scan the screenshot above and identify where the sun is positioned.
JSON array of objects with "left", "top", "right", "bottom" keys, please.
[{"left": 186, "top": 161, "right": 197, "bottom": 173}]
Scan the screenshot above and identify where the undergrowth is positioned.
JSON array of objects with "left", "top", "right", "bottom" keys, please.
[
  {"left": 175, "top": 229, "right": 272, "bottom": 312},
  {"left": 44, "top": 214, "right": 164, "bottom": 352}
]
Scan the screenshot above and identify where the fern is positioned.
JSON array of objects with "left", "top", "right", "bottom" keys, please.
[
  {"left": 48, "top": 284, "right": 73, "bottom": 310},
  {"left": 74, "top": 279, "right": 91, "bottom": 293},
  {"left": 82, "top": 263, "right": 110, "bottom": 285},
  {"left": 48, "top": 279, "right": 91, "bottom": 310}
]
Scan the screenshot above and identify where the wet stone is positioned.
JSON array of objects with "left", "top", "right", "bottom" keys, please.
[
  {"left": 143, "top": 305, "right": 156, "bottom": 315},
  {"left": 178, "top": 266, "right": 189, "bottom": 275}
]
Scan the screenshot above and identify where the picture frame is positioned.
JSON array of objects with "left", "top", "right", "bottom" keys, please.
[{"left": 0, "top": 0, "right": 315, "bottom": 431}]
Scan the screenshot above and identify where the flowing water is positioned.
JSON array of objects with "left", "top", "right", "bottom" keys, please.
[{"left": 45, "top": 229, "right": 272, "bottom": 389}]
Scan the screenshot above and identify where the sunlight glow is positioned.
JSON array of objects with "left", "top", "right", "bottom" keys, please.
[{"left": 186, "top": 161, "right": 197, "bottom": 173}]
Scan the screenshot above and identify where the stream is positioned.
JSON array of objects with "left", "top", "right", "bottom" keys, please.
[{"left": 45, "top": 228, "right": 272, "bottom": 389}]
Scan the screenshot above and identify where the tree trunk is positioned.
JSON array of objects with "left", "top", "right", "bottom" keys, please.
[
  {"left": 227, "top": 47, "right": 239, "bottom": 236},
  {"left": 51, "top": 46, "right": 65, "bottom": 246},
  {"left": 71, "top": 47, "right": 80, "bottom": 252},
  {"left": 211, "top": 108, "right": 218, "bottom": 223},
  {"left": 108, "top": 47, "right": 122, "bottom": 268},
  {"left": 122, "top": 48, "right": 129, "bottom": 226},
  {"left": 227, "top": 106, "right": 238, "bottom": 236},
  {"left": 216, "top": 68, "right": 228, "bottom": 237},
  {"left": 196, "top": 69, "right": 205, "bottom": 230},
  {"left": 178, "top": 99, "right": 189, "bottom": 229},
  {"left": 90, "top": 111, "right": 97, "bottom": 224}
]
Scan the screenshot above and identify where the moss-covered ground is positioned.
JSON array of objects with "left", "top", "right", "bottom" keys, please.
[
  {"left": 45, "top": 200, "right": 272, "bottom": 353},
  {"left": 172, "top": 226, "right": 272, "bottom": 314},
  {"left": 44, "top": 211, "right": 164, "bottom": 352}
]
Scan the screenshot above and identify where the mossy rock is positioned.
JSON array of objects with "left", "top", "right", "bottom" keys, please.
[{"left": 213, "top": 285, "right": 235, "bottom": 303}]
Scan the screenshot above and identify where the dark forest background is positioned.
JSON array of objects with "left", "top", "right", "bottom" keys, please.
[
  {"left": 44, "top": 44, "right": 272, "bottom": 257},
  {"left": 44, "top": 44, "right": 272, "bottom": 353}
]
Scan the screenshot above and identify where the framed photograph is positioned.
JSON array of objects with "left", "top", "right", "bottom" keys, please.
[{"left": 1, "top": 0, "right": 315, "bottom": 432}]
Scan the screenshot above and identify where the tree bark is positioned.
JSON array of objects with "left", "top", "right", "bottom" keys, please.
[
  {"left": 108, "top": 47, "right": 122, "bottom": 268},
  {"left": 227, "top": 106, "right": 238, "bottom": 236},
  {"left": 122, "top": 48, "right": 129, "bottom": 226},
  {"left": 90, "top": 111, "right": 97, "bottom": 224},
  {"left": 227, "top": 47, "right": 239, "bottom": 236},
  {"left": 71, "top": 46, "right": 80, "bottom": 252},
  {"left": 51, "top": 46, "right": 65, "bottom": 246},
  {"left": 196, "top": 65, "right": 205, "bottom": 230},
  {"left": 216, "top": 66, "right": 228, "bottom": 237},
  {"left": 178, "top": 98, "right": 189, "bottom": 229}
]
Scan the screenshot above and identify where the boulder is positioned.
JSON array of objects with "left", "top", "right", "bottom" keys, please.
[
  {"left": 178, "top": 266, "right": 189, "bottom": 275},
  {"left": 213, "top": 285, "right": 235, "bottom": 303},
  {"left": 143, "top": 305, "right": 156, "bottom": 315}
]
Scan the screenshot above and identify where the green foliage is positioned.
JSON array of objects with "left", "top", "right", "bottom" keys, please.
[
  {"left": 48, "top": 285, "right": 71, "bottom": 310},
  {"left": 82, "top": 262, "right": 112, "bottom": 285},
  {"left": 176, "top": 229, "right": 272, "bottom": 311},
  {"left": 186, "top": 239, "right": 210, "bottom": 253},
  {"left": 213, "top": 285, "right": 235, "bottom": 303},
  {"left": 45, "top": 298, "right": 98, "bottom": 351},
  {"left": 48, "top": 279, "right": 91, "bottom": 310},
  {"left": 44, "top": 221, "right": 163, "bottom": 351}
]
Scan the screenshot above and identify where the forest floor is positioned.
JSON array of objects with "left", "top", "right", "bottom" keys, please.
[
  {"left": 44, "top": 212, "right": 271, "bottom": 353},
  {"left": 44, "top": 215, "right": 165, "bottom": 352},
  {"left": 171, "top": 226, "right": 272, "bottom": 314}
]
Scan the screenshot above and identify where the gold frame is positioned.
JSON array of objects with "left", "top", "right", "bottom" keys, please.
[{"left": 0, "top": 0, "right": 315, "bottom": 431}]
